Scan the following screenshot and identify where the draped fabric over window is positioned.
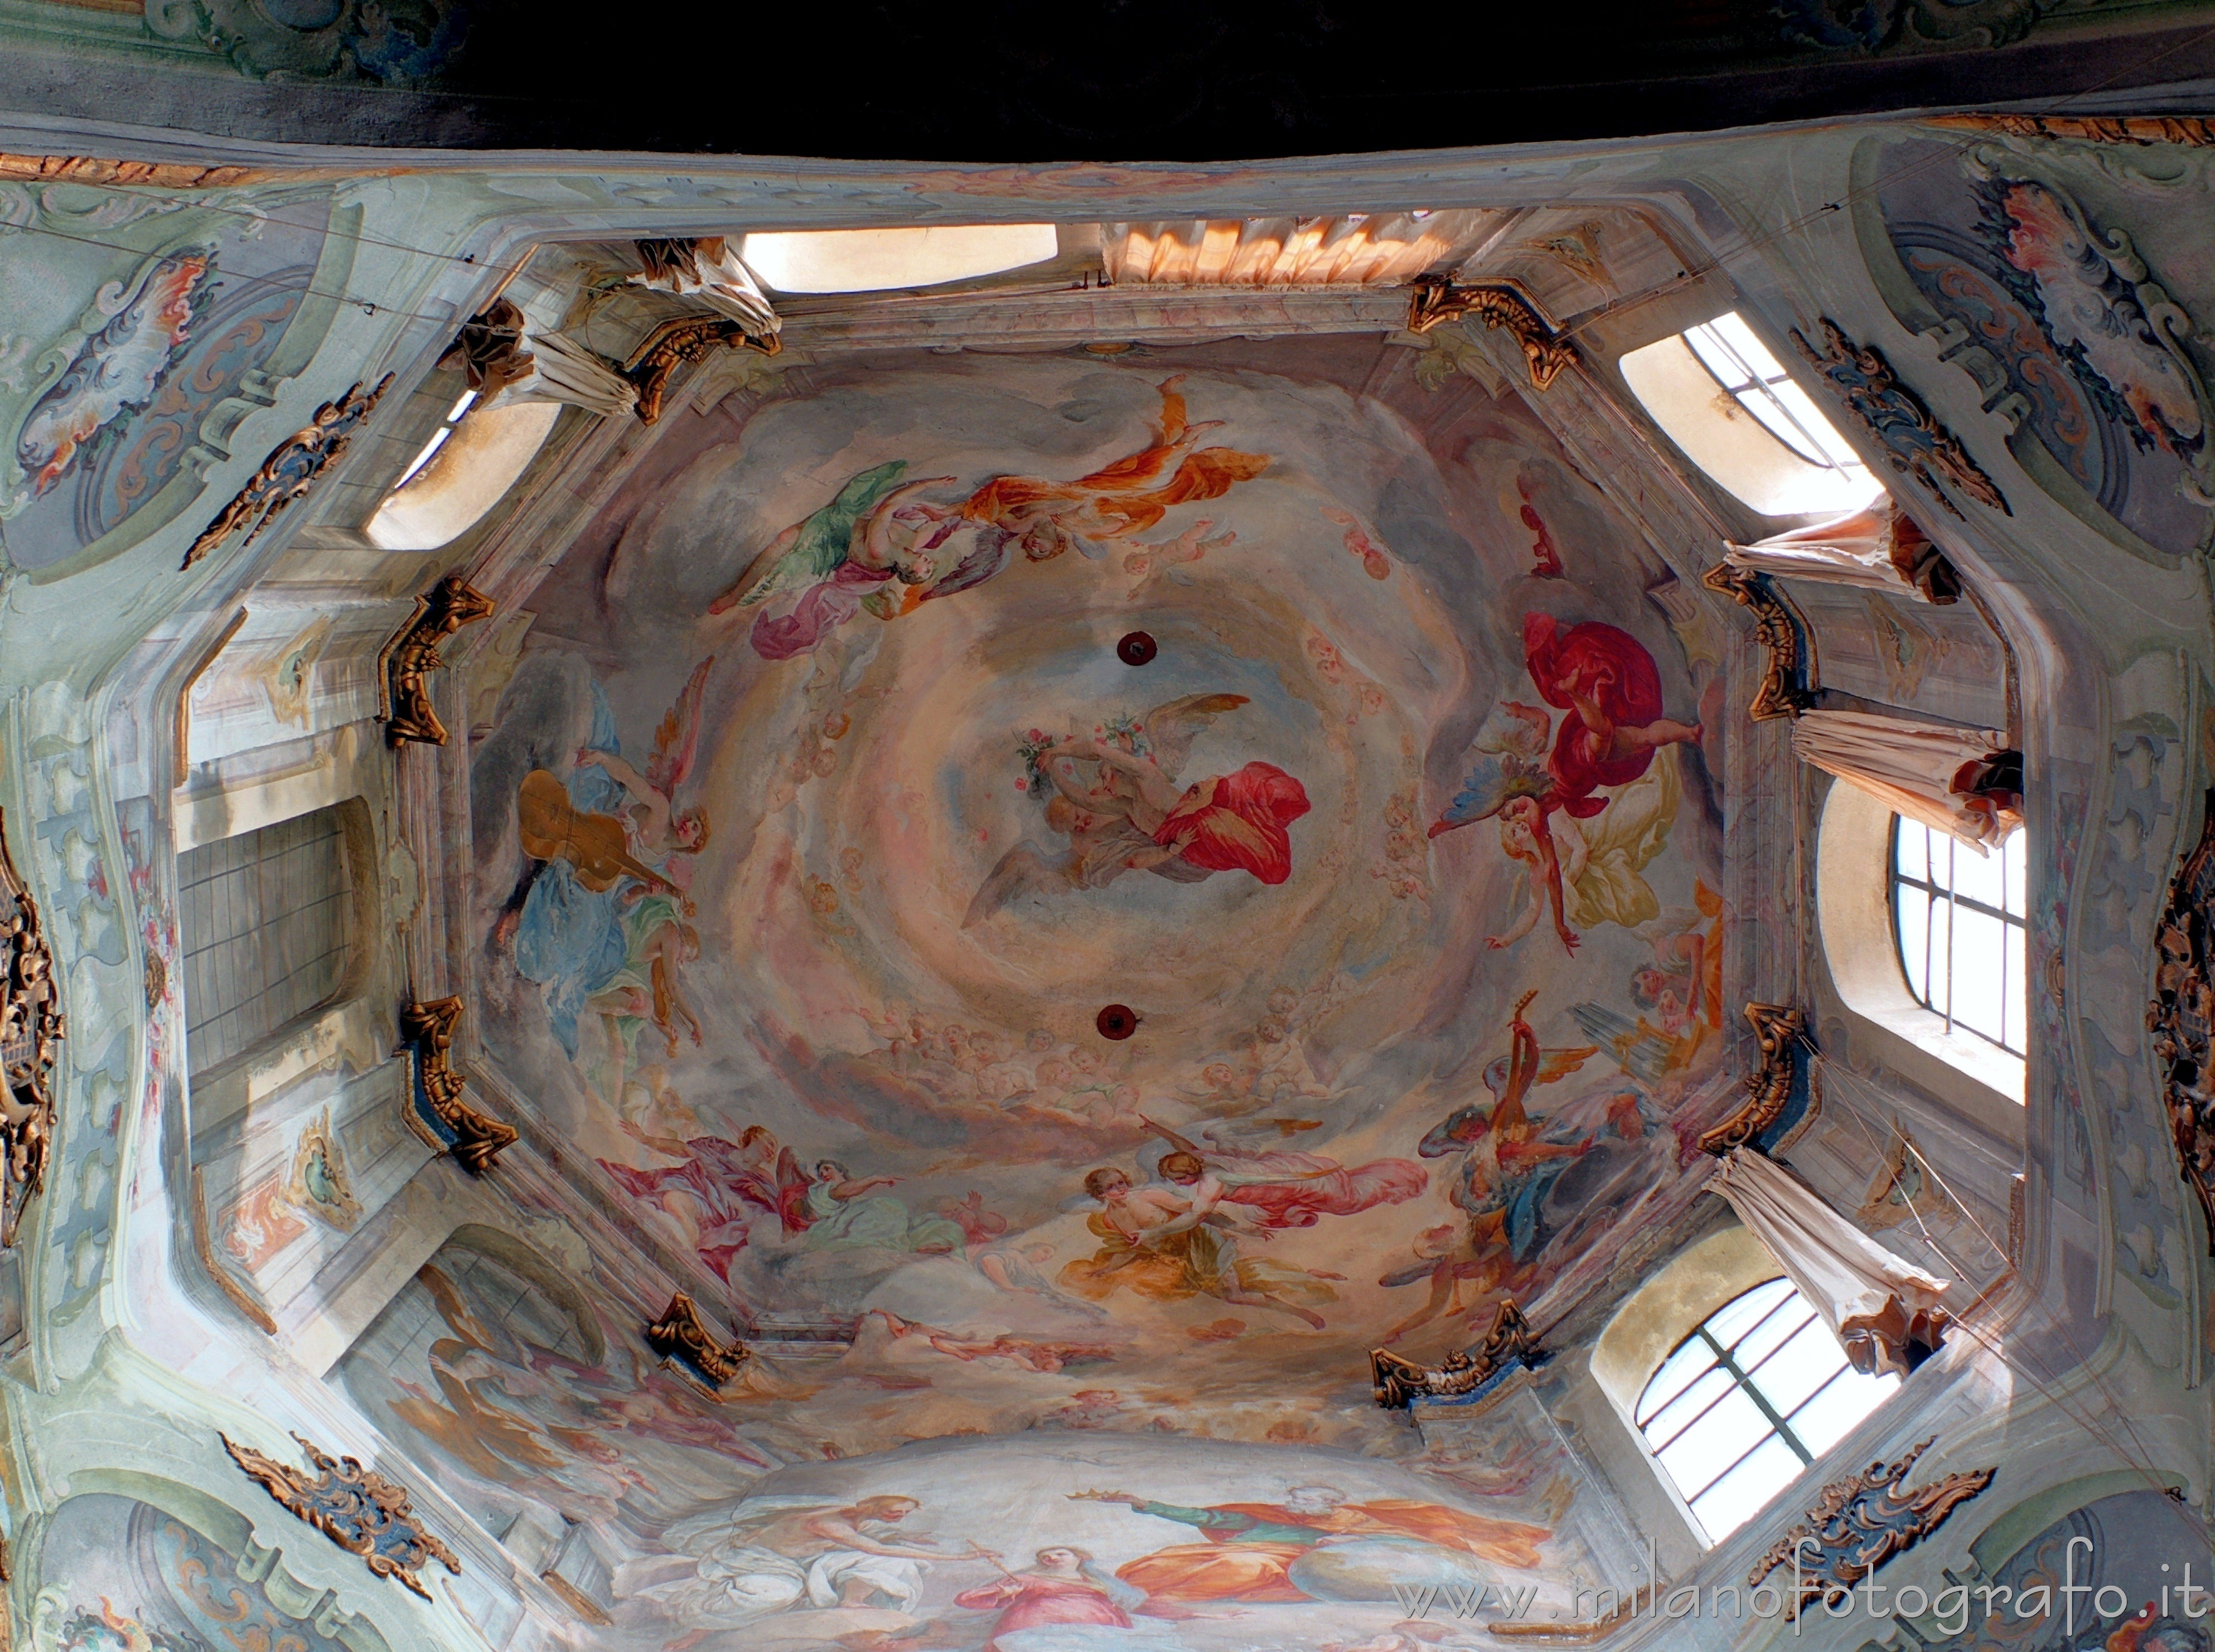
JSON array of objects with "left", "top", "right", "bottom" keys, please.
[
  {"left": 1790, "top": 710, "right": 2020, "bottom": 851},
  {"left": 1724, "top": 500, "right": 1961, "bottom": 604},
  {"left": 1708, "top": 1147, "right": 1951, "bottom": 1380},
  {"left": 485, "top": 328, "right": 639, "bottom": 419}
]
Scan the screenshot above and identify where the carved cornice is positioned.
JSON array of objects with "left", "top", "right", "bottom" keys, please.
[
  {"left": 646, "top": 1291, "right": 752, "bottom": 1387},
  {"left": 377, "top": 572, "right": 495, "bottom": 748},
  {"left": 1404, "top": 277, "right": 1576, "bottom": 390},
  {"left": 1372, "top": 1299, "right": 1546, "bottom": 1409},
  {"left": 223, "top": 1432, "right": 461, "bottom": 1600},
  {"left": 624, "top": 316, "right": 781, "bottom": 426},
  {"left": 1792, "top": 319, "right": 2008, "bottom": 521},
  {"left": 1748, "top": 1438, "right": 1993, "bottom": 1615},
  {"left": 1701, "top": 564, "right": 1815, "bottom": 721},
  {"left": 1700, "top": 1003, "right": 1819, "bottom": 1156},
  {"left": 183, "top": 375, "right": 394, "bottom": 570},
  {"left": 2150, "top": 788, "right": 2215, "bottom": 1252},
  {"left": 0, "top": 152, "right": 273, "bottom": 188},
  {"left": 0, "top": 808, "right": 62, "bottom": 1249},
  {"left": 396, "top": 997, "right": 516, "bottom": 1174},
  {"left": 1929, "top": 113, "right": 2215, "bottom": 147}
]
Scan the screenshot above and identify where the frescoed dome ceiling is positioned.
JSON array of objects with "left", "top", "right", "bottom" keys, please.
[{"left": 462, "top": 327, "right": 1736, "bottom": 1453}]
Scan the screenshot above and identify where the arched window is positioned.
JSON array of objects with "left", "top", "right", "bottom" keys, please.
[
  {"left": 366, "top": 391, "right": 560, "bottom": 551},
  {"left": 1620, "top": 311, "right": 1884, "bottom": 519},
  {"left": 1891, "top": 816, "right": 2028, "bottom": 1057},
  {"left": 1636, "top": 1278, "right": 1898, "bottom": 1542}
]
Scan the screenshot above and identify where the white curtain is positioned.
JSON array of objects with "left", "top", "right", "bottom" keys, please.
[
  {"left": 1724, "top": 500, "right": 1958, "bottom": 604},
  {"left": 628, "top": 239, "right": 781, "bottom": 335},
  {"left": 485, "top": 328, "right": 639, "bottom": 419},
  {"left": 1709, "top": 1147, "right": 1951, "bottom": 1379},
  {"left": 1790, "top": 709, "right": 2019, "bottom": 851}
]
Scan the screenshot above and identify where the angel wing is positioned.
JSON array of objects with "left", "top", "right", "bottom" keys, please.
[
  {"left": 963, "top": 842, "right": 1078, "bottom": 927},
  {"left": 1141, "top": 692, "right": 1250, "bottom": 782},
  {"left": 646, "top": 655, "right": 714, "bottom": 798},
  {"left": 710, "top": 459, "right": 910, "bottom": 614}
]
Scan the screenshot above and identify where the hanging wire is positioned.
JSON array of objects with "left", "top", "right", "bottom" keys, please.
[{"left": 1804, "top": 1039, "right": 2214, "bottom": 1543}]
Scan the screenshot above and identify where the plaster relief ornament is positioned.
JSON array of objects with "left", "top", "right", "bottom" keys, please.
[
  {"left": 395, "top": 996, "right": 517, "bottom": 1173},
  {"left": 623, "top": 314, "right": 780, "bottom": 425},
  {"left": 221, "top": 1432, "right": 462, "bottom": 1600},
  {"left": 1791, "top": 319, "right": 2009, "bottom": 521},
  {"left": 0, "top": 806, "right": 61, "bottom": 1248},
  {"left": 182, "top": 374, "right": 393, "bottom": 570},
  {"left": 644, "top": 1290, "right": 753, "bottom": 1387},
  {"left": 435, "top": 297, "right": 534, "bottom": 400},
  {"left": 1405, "top": 276, "right": 1577, "bottom": 389},
  {"left": 2149, "top": 787, "right": 2215, "bottom": 1250},
  {"left": 1371, "top": 1299, "right": 1549, "bottom": 1409},
  {"left": 1697, "top": 1002, "right": 1821, "bottom": 1155},
  {"left": 1747, "top": 1437, "right": 1993, "bottom": 1614},
  {"left": 1700, "top": 563, "right": 1817, "bottom": 721},
  {"left": 377, "top": 570, "right": 495, "bottom": 748}
]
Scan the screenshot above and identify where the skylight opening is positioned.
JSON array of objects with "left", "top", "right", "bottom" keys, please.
[
  {"left": 393, "top": 389, "right": 476, "bottom": 489},
  {"left": 1621, "top": 311, "right": 1886, "bottom": 518},
  {"left": 737, "top": 224, "right": 1061, "bottom": 294}
]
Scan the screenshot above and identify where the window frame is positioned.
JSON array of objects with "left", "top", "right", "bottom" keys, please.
[
  {"left": 1634, "top": 1278, "right": 1898, "bottom": 1543},
  {"left": 1887, "top": 815, "right": 2028, "bottom": 1059}
]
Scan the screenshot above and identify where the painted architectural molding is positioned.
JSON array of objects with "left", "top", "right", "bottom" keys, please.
[
  {"left": 221, "top": 1431, "right": 462, "bottom": 1600},
  {"left": 395, "top": 996, "right": 517, "bottom": 1174},
  {"left": 2150, "top": 788, "right": 2215, "bottom": 1251},
  {"left": 623, "top": 316, "right": 781, "bottom": 426},
  {"left": 1929, "top": 113, "right": 2215, "bottom": 147},
  {"left": 182, "top": 375, "right": 393, "bottom": 570},
  {"left": 0, "top": 806, "right": 62, "bottom": 1248},
  {"left": 645, "top": 1291, "right": 752, "bottom": 1387},
  {"left": 1700, "top": 564, "right": 1816, "bottom": 721},
  {"left": 1699, "top": 1003, "right": 1821, "bottom": 1156},
  {"left": 378, "top": 571, "right": 495, "bottom": 748},
  {"left": 1747, "top": 1437, "right": 1994, "bottom": 1613},
  {"left": 1405, "top": 277, "right": 1576, "bottom": 390},
  {"left": 1372, "top": 1300, "right": 1546, "bottom": 1409},
  {"left": 1791, "top": 319, "right": 2009, "bottom": 521}
]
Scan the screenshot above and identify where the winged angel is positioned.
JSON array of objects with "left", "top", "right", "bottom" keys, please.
[{"left": 964, "top": 693, "right": 1311, "bottom": 926}]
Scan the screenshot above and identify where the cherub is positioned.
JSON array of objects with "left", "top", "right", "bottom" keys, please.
[
  {"left": 575, "top": 655, "right": 715, "bottom": 857},
  {"left": 966, "top": 693, "right": 1309, "bottom": 923}
]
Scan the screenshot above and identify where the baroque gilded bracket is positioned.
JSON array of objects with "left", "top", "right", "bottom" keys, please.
[
  {"left": 1748, "top": 1438, "right": 1993, "bottom": 1614},
  {"left": 396, "top": 997, "right": 517, "bottom": 1174},
  {"left": 1371, "top": 1298, "right": 1547, "bottom": 1410},
  {"left": 183, "top": 375, "right": 394, "bottom": 570},
  {"left": 1792, "top": 319, "right": 2008, "bottom": 522},
  {"left": 1701, "top": 564, "right": 1816, "bottom": 721},
  {"left": 377, "top": 571, "right": 495, "bottom": 748},
  {"left": 0, "top": 807, "right": 62, "bottom": 1248},
  {"left": 1405, "top": 277, "right": 1576, "bottom": 390},
  {"left": 1700, "top": 1003, "right": 1820, "bottom": 1156},
  {"left": 625, "top": 314, "right": 781, "bottom": 425},
  {"left": 223, "top": 1431, "right": 461, "bottom": 1600},
  {"left": 646, "top": 1291, "right": 753, "bottom": 1388},
  {"left": 2150, "top": 788, "right": 2215, "bottom": 1251}
]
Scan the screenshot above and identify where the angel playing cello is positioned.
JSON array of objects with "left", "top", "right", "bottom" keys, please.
[{"left": 965, "top": 692, "right": 1310, "bottom": 926}]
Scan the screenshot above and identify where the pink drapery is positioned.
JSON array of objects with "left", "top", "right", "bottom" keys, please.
[
  {"left": 1724, "top": 500, "right": 1960, "bottom": 604},
  {"left": 1709, "top": 1147, "right": 1951, "bottom": 1379},
  {"left": 1790, "top": 709, "right": 2020, "bottom": 851}
]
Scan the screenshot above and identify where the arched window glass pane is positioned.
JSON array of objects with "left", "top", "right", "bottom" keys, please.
[
  {"left": 1890, "top": 817, "right": 2029, "bottom": 1055},
  {"left": 1636, "top": 1280, "right": 1899, "bottom": 1542},
  {"left": 1621, "top": 311, "right": 1884, "bottom": 517}
]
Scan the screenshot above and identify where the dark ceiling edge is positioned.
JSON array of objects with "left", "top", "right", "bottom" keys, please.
[{"left": 3, "top": 74, "right": 2214, "bottom": 190}]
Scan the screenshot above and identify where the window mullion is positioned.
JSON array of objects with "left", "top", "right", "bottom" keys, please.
[{"left": 1713, "top": 1341, "right": 1810, "bottom": 1464}]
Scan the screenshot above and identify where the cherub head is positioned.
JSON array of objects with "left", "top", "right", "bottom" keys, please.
[
  {"left": 816, "top": 1159, "right": 849, "bottom": 1184},
  {"left": 673, "top": 807, "right": 710, "bottom": 852},
  {"left": 1158, "top": 1151, "right": 1206, "bottom": 1186},
  {"left": 1084, "top": 1167, "right": 1131, "bottom": 1204}
]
